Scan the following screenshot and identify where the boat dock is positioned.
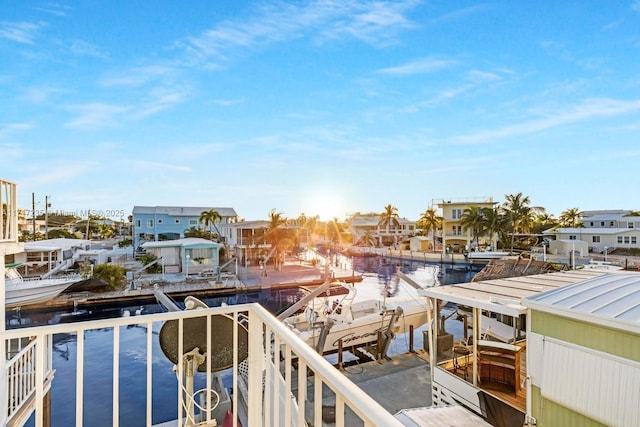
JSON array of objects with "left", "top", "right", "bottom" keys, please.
[{"left": 16, "top": 262, "right": 362, "bottom": 312}]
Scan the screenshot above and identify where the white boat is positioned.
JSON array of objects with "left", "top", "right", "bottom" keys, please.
[
  {"left": 5, "top": 266, "right": 81, "bottom": 308},
  {"left": 466, "top": 250, "right": 511, "bottom": 262},
  {"left": 282, "top": 282, "right": 429, "bottom": 355},
  {"left": 580, "top": 260, "right": 624, "bottom": 271}
]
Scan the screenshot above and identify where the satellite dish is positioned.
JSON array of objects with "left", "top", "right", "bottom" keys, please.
[{"left": 159, "top": 314, "right": 249, "bottom": 372}]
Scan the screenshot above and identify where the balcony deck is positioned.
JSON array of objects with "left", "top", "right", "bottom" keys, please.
[{"left": 4, "top": 303, "right": 407, "bottom": 427}]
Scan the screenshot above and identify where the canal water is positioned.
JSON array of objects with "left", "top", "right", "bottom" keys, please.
[{"left": 10, "top": 257, "right": 478, "bottom": 427}]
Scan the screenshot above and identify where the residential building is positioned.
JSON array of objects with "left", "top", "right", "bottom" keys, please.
[
  {"left": 141, "top": 237, "right": 221, "bottom": 275},
  {"left": 218, "top": 220, "right": 270, "bottom": 266},
  {"left": 437, "top": 197, "right": 497, "bottom": 253},
  {"left": 132, "top": 206, "right": 237, "bottom": 249},
  {"left": 523, "top": 276, "right": 639, "bottom": 427},
  {"left": 544, "top": 210, "right": 640, "bottom": 253},
  {"left": 347, "top": 213, "right": 416, "bottom": 247},
  {"left": 9, "top": 238, "right": 91, "bottom": 277}
]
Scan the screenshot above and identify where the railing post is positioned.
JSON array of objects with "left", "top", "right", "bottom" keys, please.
[{"left": 247, "top": 308, "right": 265, "bottom": 427}]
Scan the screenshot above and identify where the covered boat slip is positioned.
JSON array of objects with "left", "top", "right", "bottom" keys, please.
[{"left": 417, "top": 269, "right": 610, "bottom": 425}]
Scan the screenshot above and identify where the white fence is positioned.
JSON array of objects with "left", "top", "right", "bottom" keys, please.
[{"left": 4, "top": 303, "right": 403, "bottom": 427}]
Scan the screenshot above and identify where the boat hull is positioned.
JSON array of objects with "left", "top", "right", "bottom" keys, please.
[
  {"left": 291, "top": 298, "right": 428, "bottom": 355},
  {"left": 5, "top": 275, "right": 81, "bottom": 308}
]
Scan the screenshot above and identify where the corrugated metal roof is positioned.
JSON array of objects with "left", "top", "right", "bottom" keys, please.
[
  {"left": 523, "top": 273, "right": 640, "bottom": 333},
  {"left": 418, "top": 270, "right": 608, "bottom": 317}
]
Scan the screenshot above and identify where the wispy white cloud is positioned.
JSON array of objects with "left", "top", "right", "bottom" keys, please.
[
  {"left": 377, "top": 57, "right": 457, "bottom": 76},
  {"left": 0, "top": 142, "right": 26, "bottom": 158},
  {"left": 209, "top": 98, "right": 244, "bottom": 107},
  {"left": 0, "top": 21, "right": 45, "bottom": 44},
  {"left": 67, "top": 39, "right": 108, "bottom": 59},
  {"left": 428, "top": 4, "right": 493, "bottom": 25},
  {"left": 176, "top": 0, "right": 418, "bottom": 64},
  {"left": 31, "top": 4, "right": 71, "bottom": 17},
  {"left": 65, "top": 103, "right": 130, "bottom": 129},
  {"left": 132, "top": 85, "right": 189, "bottom": 118},
  {"left": 20, "top": 161, "right": 98, "bottom": 188},
  {"left": 101, "top": 65, "right": 177, "bottom": 87},
  {"left": 132, "top": 160, "right": 192, "bottom": 173},
  {"left": 20, "top": 85, "right": 66, "bottom": 103},
  {"left": 454, "top": 98, "right": 640, "bottom": 144},
  {"left": 0, "top": 122, "right": 34, "bottom": 138}
]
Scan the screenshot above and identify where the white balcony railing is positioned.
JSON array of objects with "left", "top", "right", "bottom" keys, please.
[
  {"left": 1, "top": 179, "right": 18, "bottom": 243},
  {"left": 4, "top": 303, "right": 403, "bottom": 427}
]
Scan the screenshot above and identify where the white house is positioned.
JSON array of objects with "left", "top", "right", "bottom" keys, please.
[{"left": 544, "top": 210, "right": 640, "bottom": 253}]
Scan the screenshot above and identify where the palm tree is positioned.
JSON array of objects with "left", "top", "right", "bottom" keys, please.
[
  {"left": 501, "top": 192, "right": 542, "bottom": 253},
  {"left": 378, "top": 204, "right": 400, "bottom": 246},
  {"left": 417, "top": 207, "right": 442, "bottom": 252},
  {"left": 266, "top": 208, "right": 287, "bottom": 267},
  {"left": 459, "top": 206, "right": 487, "bottom": 251},
  {"left": 481, "top": 207, "right": 504, "bottom": 250},
  {"left": 558, "top": 208, "right": 583, "bottom": 228},
  {"left": 199, "top": 209, "right": 222, "bottom": 240}
]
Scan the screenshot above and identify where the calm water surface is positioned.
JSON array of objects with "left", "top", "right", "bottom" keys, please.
[{"left": 12, "top": 257, "right": 477, "bottom": 427}]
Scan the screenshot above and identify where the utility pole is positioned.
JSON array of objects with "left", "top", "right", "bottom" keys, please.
[
  {"left": 32, "top": 192, "right": 36, "bottom": 240},
  {"left": 86, "top": 208, "right": 91, "bottom": 240},
  {"left": 45, "top": 195, "right": 51, "bottom": 238}
]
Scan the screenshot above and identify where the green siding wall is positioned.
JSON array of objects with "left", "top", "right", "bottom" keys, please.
[
  {"left": 531, "top": 311, "right": 640, "bottom": 362},
  {"left": 531, "top": 386, "right": 606, "bottom": 427}
]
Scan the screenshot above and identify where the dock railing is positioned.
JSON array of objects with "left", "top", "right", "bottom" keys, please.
[{"left": 4, "top": 303, "right": 403, "bottom": 427}]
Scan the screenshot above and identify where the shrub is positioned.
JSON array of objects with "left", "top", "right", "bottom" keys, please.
[{"left": 92, "top": 264, "right": 127, "bottom": 290}]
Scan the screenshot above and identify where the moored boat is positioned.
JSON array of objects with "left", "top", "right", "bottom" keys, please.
[
  {"left": 5, "top": 265, "right": 81, "bottom": 309},
  {"left": 282, "top": 282, "right": 429, "bottom": 355}
]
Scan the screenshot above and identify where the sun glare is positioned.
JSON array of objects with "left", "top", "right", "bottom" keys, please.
[{"left": 305, "top": 191, "right": 346, "bottom": 221}]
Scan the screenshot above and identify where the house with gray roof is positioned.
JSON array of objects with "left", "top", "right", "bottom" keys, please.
[{"left": 544, "top": 210, "right": 640, "bottom": 254}]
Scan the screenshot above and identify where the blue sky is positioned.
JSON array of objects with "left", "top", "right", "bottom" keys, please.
[{"left": 2, "top": 1, "right": 640, "bottom": 222}]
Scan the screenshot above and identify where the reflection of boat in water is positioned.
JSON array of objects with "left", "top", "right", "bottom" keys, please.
[
  {"left": 282, "top": 281, "right": 428, "bottom": 355},
  {"left": 5, "top": 265, "right": 81, "bottom": 309}
]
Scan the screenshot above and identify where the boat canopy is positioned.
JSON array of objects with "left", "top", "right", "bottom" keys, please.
[{"left": 417, "top": 270, "right": 612, "bottom": 317}]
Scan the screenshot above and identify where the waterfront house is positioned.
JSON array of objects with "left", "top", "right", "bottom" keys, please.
[
  {"left": 218, "top": 220, "right": 271, "bottom": 266},
  {"left": 132, "top": 205, "right": 237, "bottom": 249},
  {"left": 7, "top": 237, "right": 90, "bottom": 277},
  {"left": 544, "top": 210, "right": 640, "bottom": 254},
  {"left": 346, "top": 213, "right": 417, "bottom": 247},
  {"left": 437, "top": 197, "right": 498, "bottom": 253},
  {"left": 522, "top": 275, "right": 640, "bottom": 427},
  {"left": 141, "top": 237, "right": 220, "bottom": 275}
]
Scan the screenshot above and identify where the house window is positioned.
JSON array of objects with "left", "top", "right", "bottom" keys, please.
[
  {"left": 175, "top": 219, "right": 180, "bottom": 224},
  {"left": 618, "top": 236, "right": 623, "bottom": 243},
  {"left": 453, "top": 225, "right": 462, "bottom": 236},
  {"left": 135, "top": 219, "right": 141, "bottom": 227},
  {"left": 589, "top": 221, "right": 594, "bottom": 227},
  {"left": 624, "top": 236, "right": 630, "bottom": 244},
  {"left": 629, "top": 222, "right": 634, "bottom": 229},
  {"left": 189, "top": 219, "right": 197, "bottom": 226},
  {"left": 569, "top": 235, "right": 576, "bottom": 240},
  {"left": 157, "top": 219, "right": 163, "bottom": 224},
  {"left": 610, "top": 221, "right": 615, "bottom": 227},
  {"left": 632, "top": 237, "right": 637, "bottom": 244},
  {"left": 592, "top": 236, "right": 600, "bottom": 243},
  {"left": 452, "top": 209, "right": 462, "bottom": 220},
  {"left": 147, "top": 219, "right": 154, "bottom": 228},
  {"left": 600, "top": 221, "right": 605, "bottom": 227}
]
